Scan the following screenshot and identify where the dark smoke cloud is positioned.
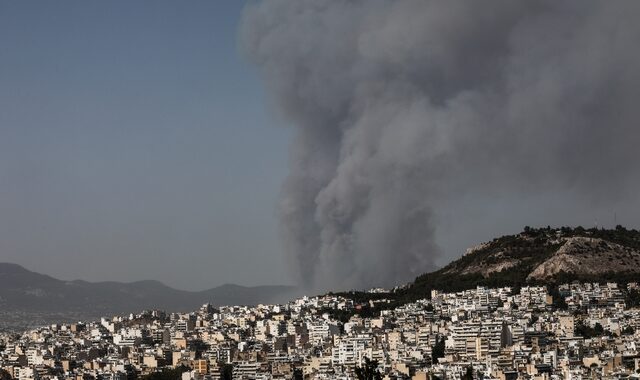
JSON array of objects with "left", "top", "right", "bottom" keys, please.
[{"left": 240, "top": 0, "right": 640, "bottom": 291}]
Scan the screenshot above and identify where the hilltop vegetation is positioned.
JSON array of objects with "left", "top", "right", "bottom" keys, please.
[
  {"left": 406, "top": 225, "right": 640, "bottom": 297},
  {"left": 331, "top": 226, "right": 640, "bottom": 315}
]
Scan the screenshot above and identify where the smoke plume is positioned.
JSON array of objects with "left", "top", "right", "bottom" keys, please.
[{"left": 240, "top": 0, "right": 640, "bottom": 291}]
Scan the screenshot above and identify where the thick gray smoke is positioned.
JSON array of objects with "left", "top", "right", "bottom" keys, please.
[{"left": 240, "top": 0, "right": 640, "bottom": 291}]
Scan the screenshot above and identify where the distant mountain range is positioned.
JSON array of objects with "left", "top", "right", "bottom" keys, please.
[
  {"left": 0, "top": 263, "right": 297, "bottom": 330},
  {"left": 5, "top": 226, "right": 640, "bottom": 330}
]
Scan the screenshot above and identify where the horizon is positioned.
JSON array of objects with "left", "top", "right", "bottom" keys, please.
[
  {"left": 1, "top": 223, "right": 638, "bottom": 292},
  {"left": 0, "top": 261, "right": 297, "bottom": 291}
]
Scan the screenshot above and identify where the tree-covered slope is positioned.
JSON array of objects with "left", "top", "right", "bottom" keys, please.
[
  {"left": 331, "top": 226, "right": 640, "bottom": 312},
  {"left": 403, "top": 226, "right": 640, "bottom": 299}
]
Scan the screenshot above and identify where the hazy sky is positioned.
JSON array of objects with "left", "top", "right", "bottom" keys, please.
[
  {"left": 241, "top": 0, "right": 640, "bottom": 291},
  {"left": 0, "top": 1, "right": 291, "bottom": 290},
  {"left": 2, "top": 1, "right": 640, "bottom": 292}
]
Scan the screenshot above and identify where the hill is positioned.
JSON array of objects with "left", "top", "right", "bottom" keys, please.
[
  {"left": 332, "top": 226, "right": 640, "bottom": 313},
  {"left": 405, "top": 226, "right": 640, "bottom": 297},
  {"left": 0, "top": 263, "right": 297, "bottom": 331}
]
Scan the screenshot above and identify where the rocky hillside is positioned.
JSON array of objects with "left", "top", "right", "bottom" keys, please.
[
  {"left": 527, "top": 236, "right": 640, "bottom": 280},
  {"left": 327, "top": 226, "right": 640, "bottom": 321},
  {"left": 405, "top": 226, "right": 640, "bottom": 298}
]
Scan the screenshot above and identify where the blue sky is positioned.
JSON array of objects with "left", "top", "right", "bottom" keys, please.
[{"left": 0, "top": 1, "right": 291, "bottom": 290}]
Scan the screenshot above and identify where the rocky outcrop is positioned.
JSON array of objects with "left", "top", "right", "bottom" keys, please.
[
  {"left": 425, "top": 227, "right": 640, "bottom": 290},
  {"left": 527, "top": 237, "right": 640, "bottom": 280}
]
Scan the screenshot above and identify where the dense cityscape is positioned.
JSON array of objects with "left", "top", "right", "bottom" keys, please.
[{"left": 2, "top": 282, "right": 640, "bottom": 380}]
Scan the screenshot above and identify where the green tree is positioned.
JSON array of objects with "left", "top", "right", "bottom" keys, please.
[
  {"left": 355, "top": 357, "right": 382, "bottom": 380},
  {"left": 626, "top": 289, "right": 640, "bottom": 307},
  {"left": 432, "top": 337, "right": 446, "bottom": 364},
  {"left": 549, "top": 286, "right": 568, "bottom": 310},
  {"left": 575, "top": 322, "right": 605, "bottom": 338},
  {"left": 220, "top": 364, "right": 233, "bottom": 380},
  {"left": 141, "top": 366, "right": 189, "bottom": 380},
  {"left": 622, "top": 326, "right": 635, "bottom": 335},
  {"left": 462, "top": 366, "right": 473, "bottom": 380},
  {"left": 292, "top": 368, "right": 303, "bottom": 380},
  {"left": 594, "top": 322, "right": 604, "bottom": 335}
]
